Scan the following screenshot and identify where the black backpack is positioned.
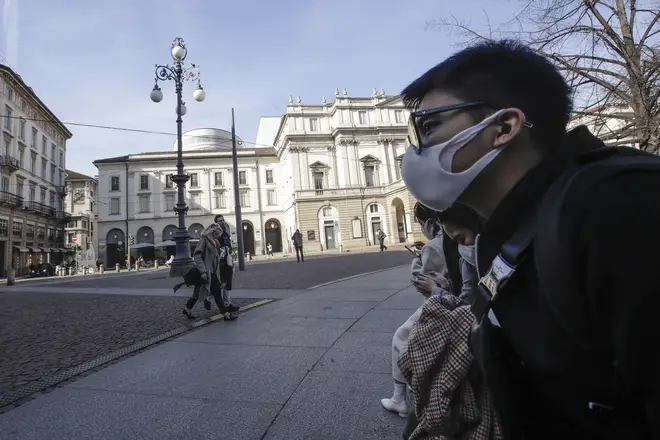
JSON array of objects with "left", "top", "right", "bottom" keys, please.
[{"left": 471, "top": 145, "right": 660, "bottom": 437}]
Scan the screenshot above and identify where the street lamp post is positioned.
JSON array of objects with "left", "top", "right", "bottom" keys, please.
[{"left": 150, "top": 37, "right": 206, "bottom": 277}]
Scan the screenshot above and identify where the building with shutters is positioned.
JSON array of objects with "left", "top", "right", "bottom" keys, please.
[
  {"left": 63, "top": 170, "right": 98, "bottom": 255},
  {"left": 0, "top": 64, "right": 72, "bottom": 276}
]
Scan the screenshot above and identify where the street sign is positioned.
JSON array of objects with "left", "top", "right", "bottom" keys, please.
[{"left": 71, "top": 235, "right": 78, "bottom": 243}]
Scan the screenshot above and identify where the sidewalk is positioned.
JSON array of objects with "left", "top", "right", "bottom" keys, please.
[{"left": 0, "top": 265, "right": 419, "bottom": 440}]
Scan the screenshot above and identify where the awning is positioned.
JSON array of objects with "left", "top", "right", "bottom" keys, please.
[
  {"left": 56, "top": 248, "right": 68, "bottom": 252},
  {"left": 41, "top": 247, "right": 52, "bottom": 253},
  {"left": 129, "top": 242, "right": 154, "bottom": 250},
  {"left": 13, "top": 246, "right": 29, "bottom": 252},
  {"left": 28, "top": 247, "right": 38, "bottom": 252},
  {"left": 155, "top": 240, "right": 176, "bottom": 247}
]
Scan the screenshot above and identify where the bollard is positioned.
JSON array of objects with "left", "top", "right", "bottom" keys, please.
[
  {"left": 83, "top": 266, "right": 88, "bottom": 275},
  {"left": 154, "top": 261, "right": 159, "bottom": 270},
  {"left": 6, "top": 269, "right": 15, "bottom": 286},
  {"left": 67, "top": 267, "right": 71, "bottom": 276},
  {"left": 136, "top": 262, "right": 140, "bottom": 272},
  {"left": 100, "top": 264, "right": 104, "bottom": 274},
  {"left": 115, "top": 263, "right": 120, "bottom": 273}
]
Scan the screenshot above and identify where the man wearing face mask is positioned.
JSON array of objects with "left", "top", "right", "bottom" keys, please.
[{"left": 401, "top": 39, "right": 660, "bottom": 440}]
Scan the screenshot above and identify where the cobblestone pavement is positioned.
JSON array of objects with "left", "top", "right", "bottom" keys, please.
[
  {"left": 0, "top": 292, "right": 260, "bottom": 399},
  {"left": 15, "top": 250, "right": 411, "bottom": 290}
]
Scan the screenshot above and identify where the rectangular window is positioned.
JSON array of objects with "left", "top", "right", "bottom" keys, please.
[
  {"left": 239, "top": 171, "right": 247, "bottom": 185},
  {"left": 214, "top": 172, "right": 223, "bottom": 186},
  {"left": 140, "top": 174, "right": 149, "bottom": 190},
  {"left": 110, "top": 197, "right": 120, "bottom": 215},
  {"left": 111, "top": 176, "right": 120, "bottom": 191},
  {"left": 364, "top": 165, "right": 375, "bottom": 187},
  {"left": 165, "top": 194, "right": 175, "bottom": 211},
  {"left": 1, "top": 176, "right": 8, "bottom": 192},
  {"left": 41, "top": 159, "right": 47, "bottom": 179},
  {"left": 165, "top": 174, "right": 173, "bottom": 188},
  {"left": 26, "top": 224, "right": 34, "bottom": 238},
  {"left": 3, "top": 138, "right": 9, "bottom": 156},
  {"left": 40, "top": 189, "right": 46, "bottom": 204},
  {"left": 59, "top": 151, "right": 64, "bottom": 167},
  {"left": 51, "top": 144, "right": 55, "bottom": 160},
  {"left": 190, "top": 173, "right": 199, "bottom": 188},
  {"left": 31, "top": 128, "right": 37, "bottom": 147},
  {"left": 309, "top": 118, "right": 318, "bottom": 131},
  {"left": 16, "top": 181, "right": 23, "bottom": 198},
  {"left": 4, "top": 106, "right": 12, "bottom": 130},
  {"left": 12, "top": 221, "right": 22, "bottom": 238},
  {"left": 48, "top": 142, "right": 54, "bottom": 157},
  {"left": 240, "top": 189, "right": 250, "bottom": 207},
  {"left": 19, "top": 147, "right": 24, "bottom": 168},
  {"left": 267, "top": 189, "right": 277, "bottom": 206},
  {"left": 394, "top": 110, "right": 403, "bottom": 123},
  {"left": 358, "top": 111, "right": 368, "bottom": 124},
  {"left": 30, "top": 153, "right": 36, "bottom": 174},
  {"left": 49, "top": 191, "right": 55, "bottom": 207},
  {"left": 265, "top": 170, "right": 274, "bottom": 184},
  {"left": 37, "top": 226, "right": 45, "bottom": 239},
  {"left": 48, "top": 228, "right": 54, "bottom": 241},
  {"left": 0, "top": 219, "right": 9, "bottom": 237},
  {"left": 6, "top": 87, "right": 13, "bottom": 101},
  {"left": 214, "top": 192, "right": 225, "bottom": 209},
  {"left": 138, "top": 195, "right": 150, "bottom": 213},
  {"left": 42, "top": 136, "right": 47, "bottom": 153},
  {"left": 51, "top": 164, "right": 56, "bottom": 183},
  {"left": 18, "top": 118, "right": 25, "bottom": 140},
  {"left": 313, "top": 171, "right": 324, "bottom": 190},
  {"left": 29, "top": 186, "right": 35, "bottom": 202}
]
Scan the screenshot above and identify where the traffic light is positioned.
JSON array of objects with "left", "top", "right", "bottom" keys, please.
[{"left": 129, "top": 236, "right": 135, "bottom": 245}]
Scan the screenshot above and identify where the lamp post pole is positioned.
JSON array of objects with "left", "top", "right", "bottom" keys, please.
[
  {"left": 150, "top": 37, "right": 206, "bottom": 277},
  {"left": 230, "top": 108, "right": 245, "bottom": 271}
]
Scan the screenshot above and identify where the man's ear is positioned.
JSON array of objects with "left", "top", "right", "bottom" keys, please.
[{"left": 493, "top": 108, "right": 527, "bottom": 149}]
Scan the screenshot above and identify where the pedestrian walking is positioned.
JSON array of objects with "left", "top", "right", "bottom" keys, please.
[
  {"left": 377, "top": 228, "right": 387, "bottom": 251},
  {"left": 214, "top": 215, "right": 240, "bottom": 313},
  {"left": 291, "top": 229, "right": 304, "bottom": 263},
  {"left": 175, "top": 223, "right": 237, "bottom": 321},
  {"left": 267, "top": 242, "right": 273, "bottom": 258}
]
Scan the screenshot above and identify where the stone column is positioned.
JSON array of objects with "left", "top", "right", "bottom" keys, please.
[{"left": 328, "top": 145, "right": 339, "bottom": 188}]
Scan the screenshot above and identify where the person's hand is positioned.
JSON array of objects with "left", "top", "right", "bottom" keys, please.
[
  {"left": 200, "top": 272, "right": 208, "bottom": 282},
  {"left": 411, "top": 275, "right": 435, "bottom": 298},
  {"left": 426, "top": 271, "right": 450, "bottom": 290}
]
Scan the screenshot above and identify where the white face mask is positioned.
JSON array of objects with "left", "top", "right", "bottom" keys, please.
[
  {"left": 420, "top": 219, "right": 435, "bottom": 240},
  {"left": 402, "top": 110, "right": 505, "bottom": 212},
  {"left": 458, "top": 244, "right": 476, "bottom": 267}
]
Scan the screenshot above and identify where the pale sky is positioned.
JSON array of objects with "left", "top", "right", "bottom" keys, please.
[{"left": 1, "top": 0, "right": 521, "bottom": 176}]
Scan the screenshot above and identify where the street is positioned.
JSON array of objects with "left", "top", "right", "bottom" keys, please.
[{"left": 0, "top": 250, "right": 410, "bottom": 412}]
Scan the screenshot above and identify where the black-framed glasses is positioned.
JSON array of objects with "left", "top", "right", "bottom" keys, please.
[{"left": 407, "top": 102, "right": 534, "bottom": 154}]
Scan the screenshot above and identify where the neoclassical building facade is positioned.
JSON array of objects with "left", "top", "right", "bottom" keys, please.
[
  {"left": 94, "top": 128, "right": 286, "bottom": 266},
  {"left": 261, "top": 88, "right": 420, "bottom": 251}
]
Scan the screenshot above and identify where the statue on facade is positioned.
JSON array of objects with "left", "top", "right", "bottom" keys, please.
[
  {"left": 288, "top": 95, "right": 293, "bottom": 105},
  {"left": 335, "top": 88, "right": 339, "bottom": 96},
  {"left": 297, "top": 96, "right": 302, "bottom": 105},
  {"left": 342, "top": 88, "right": 348, "bottom": 96},
  {"left": 322, "top": 96, "right": 327, "bottom": 105}
]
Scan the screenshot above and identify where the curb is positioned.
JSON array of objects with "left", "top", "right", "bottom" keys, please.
[
  {"left": 306, "top": 265, "right": 407, "bottom": 290},
  {"left": 0, "top": 298, "right": 274, "bottom": 411}
]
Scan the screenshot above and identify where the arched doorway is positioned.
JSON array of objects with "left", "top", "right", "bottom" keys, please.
[
  {"left": 366, "top": 203, "right": 386, "bottom": 246},
  {"left": 264, "top": 218, "right": 282, "bottom": 253},
  {"left": 106, "top": 228, "right": 125, "bottom": 268},
  {"left": 136, "top": 226, "right": 155, "bottom": 261},
  {"left": 391, "top": 198, "right": 407, "bottom": 243},
  {"left": 242, "top": 221, "right": 255, "bottom": 255},
  {"left": 161, "top": 225, "right": 177, "bottom": 258}
]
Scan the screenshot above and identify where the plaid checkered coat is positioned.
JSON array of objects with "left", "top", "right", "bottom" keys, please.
[{"left": 398, "top": 294, "right": 502, "bottom": 440}]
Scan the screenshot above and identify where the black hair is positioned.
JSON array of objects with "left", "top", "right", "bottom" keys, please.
[
  {"left": 437, "top": 203, "right": 483, "bottom": 233},
  {"left": 414, "top": 202, "right": 439, "bottom": 223},
  {"left": 401, "top": 39, "right": 573, "bottom": 148},
  {"left": 214, "top": 214, "right": 224, "bottom": 222}
]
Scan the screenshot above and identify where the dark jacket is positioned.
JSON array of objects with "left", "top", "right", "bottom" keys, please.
[
  {"left": 471, "top": 128, "right": 660, "bottom": 439},
  {"left": 292, "top": 232, "right": 303, "bottom": 247}
]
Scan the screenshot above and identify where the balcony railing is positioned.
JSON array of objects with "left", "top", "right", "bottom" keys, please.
[
  {"left": 0, "top": 190, "right": 23, "bottom": 207},
  {"left": 0, "top": 155, "right": 19, "bottom": 172},
  {"left": 26, "top": 201, "right": 55, "bottom": 217},
  {"left": 295, "top": 186, "right": 387, "bottom": 199},
  {"left": 55, "top": 211, "right": 72, "bottom": 225}
]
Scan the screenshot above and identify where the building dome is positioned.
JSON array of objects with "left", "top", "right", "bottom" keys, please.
[{"left": 175, "top": 128, "right": 247, "bottom": 152}]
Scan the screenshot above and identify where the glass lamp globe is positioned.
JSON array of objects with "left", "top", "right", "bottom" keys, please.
[
  {"left": 178, "top": 104, "right": 187, "bottom": 116},
  {"left": 150, "top": 87, "right": 163, "bottom": 103},
  {"left": 171, "top": 44, "right": 186, "bottom": 61},
  {"left": 193, "top": 86, "right": 206, "bottom": 102}
]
